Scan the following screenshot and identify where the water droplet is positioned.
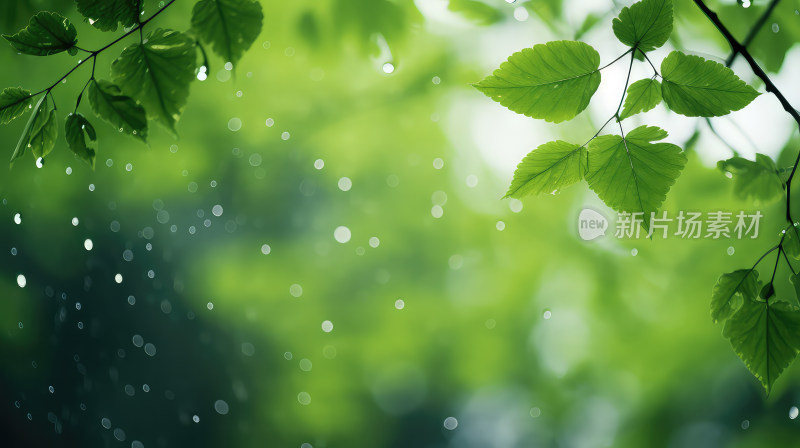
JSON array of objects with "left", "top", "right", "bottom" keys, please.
[
  {"left": 192, "top": 415, "right": 200, "bottom": 423},
  {"left": 114, "top": 273, "right": 123, "bottom": 284},
  {"left": 431, "top": 205, "right": 444, "bottom": 219},
  {"left": 260, "top": 244, "right": 271, "bottom": 254},
  {"left": 71, "top": 217, "right": 79, "bottom": 226},
  {"left": 13, "top": 213, "right": 21, "bottom": 225},
  {"left": 16, "top": 274, "right": 25, "bottom": 288},
  {"left": 772, "top": 22, "right": 780, "bottom": 33},
  {"left": 369, "top": 237, "right": 380, "bottom": 248},
  {"left": 84, "top": 239, "right": 93, "bottom": 251},
  {"left": 496, "top": 221, "right": 506, "bottom": 231},
  {"left": 207, "top": 302, "right": 214, "bottom": 310},
  {"left": 321, "top": 320, "right": 333, "bottom": 333},
  {"left": 790, "top": 406, "right": 799, "bottom": 420},
  {"left": 443, "top": 417, "right": 458, "bottom": 430},
  {"left": 314, "top": 159, "right": 324, "bottom": 169},
  {"left": 334, "top": 226, "right": 351, "bottom": 243},
  {"left": 432, "top": 76, "right": 441, "bottom": 85},
  {"left": 144, "top": 343, "right": 156, "bottom": 357},
  {"left": 212, "top": 204, "right": 223, "bottom": 217},
  {"left": 227, "top": 117, "right": 242, "bottom": 132},
  {"left": 543, "top": 310, "right": 552, "bottom": 320},
  {"left": 466, "top": 174, "right": 478, "bottom": 188},
  {"left": 338, "top": 177, "right": 352, "bottom": 191},
  {"left": 741, "top": 419, "right": 750, "bottom": 429},
  {"left": 224, "top": 62, "right": 233, "bottom": 71},
  {"left": 727, "top": 246, "right": 735, "bottom": 256},
  {"left": 530, "top": 407, "right": 541, "bottom": 417},
  {"left": 395, "top": 299, "right": 405, "bottom": 310},
  {"left": 265, "top": 118, "right": 274, "bottom": 127},
  {"left": 382, "top": 62, "right": 395, "bottom": 74},
  {"left": 631, "top": 248, "right": 638, "bottom": 256},
  {"left": 214, "top": 399, "right": 230, "bottom": 415},
  {"left": 509, "top": 199, "right": 523, "bottom": 213},
  {"left": 513, "top": 6, "right": 529, "bottom": 21},
  {"left": 297, "top": 392, "right": 311, "bottom": 405}
]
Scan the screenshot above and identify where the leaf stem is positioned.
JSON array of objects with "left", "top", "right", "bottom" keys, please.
[
  {"left": 599, "top": 48, "right": 633, "bottom": 71},
  {"left": 614, "top": 50, "right": 637, "bottom": 121}
]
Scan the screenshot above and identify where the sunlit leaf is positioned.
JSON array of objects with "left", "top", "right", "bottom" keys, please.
[
  {"left": 191, "top": 0, "right": 263, "bottom": 66},
  {"left": 612, "top": 0, "right": 672, "bottom": 52},
  {"left": 724, "top": 297, "right": 800, "bottom": 394},
  {"left": 474, "top": 40, "right": 601, "bottom": 124},
  {"left": 111, "top": 29, "right": 196, "bottom": 134},
  {"left": 75, "top": 0, "right": 140, "bottom": 32},
  {"left": 586, "top": 125, "right": 687, "bottom": 230},
  {"left": 711, "top": 269, "right": 759, "bottom": 323},
  {"left": 505, "top": 141, "right": 587, "bottom": 199},
  {"left": 87, "top": 79, "right": 148, "bottom": 142},
  {"left": 785, "top": 227, "right": 800, "bottom": 260},
  {"left": 65, "top": 113, "right": 97, "bottom": 169},
  {"left": 717, "top": 154, "right": 782, "bottom": 204},
  {"left": 619, "top": 78, "right": 662, "bottom": 120},
  {"left": 2, "top": 11, "right": 78, "bottom": 56},
  {"left": 661, "top": 51, "right": 760, "bottom": 117},
  {"left": 0, "top": 87, "right": 33, "bottom": 124},
  {"left": 448, "top": 0, "right": 503, "bottom": 25}
]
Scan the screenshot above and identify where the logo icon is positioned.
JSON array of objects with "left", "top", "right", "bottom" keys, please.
[{"left": 578, "top": 208, "right": 608, "bottom": 241}]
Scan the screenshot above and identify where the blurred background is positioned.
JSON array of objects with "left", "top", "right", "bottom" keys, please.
[{"left": 1, "top": 0, "right": 800, "bottom": 446}]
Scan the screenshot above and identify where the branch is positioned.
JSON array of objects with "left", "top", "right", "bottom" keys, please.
[
  {"left": 725, "top": 0, "right": 782, "bottom": 66},
  {"left": 693, "top": 0, "right": 800, "bottom": 224}
]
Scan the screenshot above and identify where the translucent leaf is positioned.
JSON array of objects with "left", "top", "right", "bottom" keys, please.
[
  {"left": 474, "top": 41, "right": 601, "bottom": 124},
  {"left": 2, "top": 11, "right": 78, "bottom": 56},
  {"left": 0, "top": 87, "right": 33, "bottom": 124},
  {"left": 612, "top": 0, "right": 672, "bottom": 52},
  {"left": 75, "top": 0, "right": 140, "bottom": 32},
  {"left": 586, "top": 125, "right": 687, "bottom": 230},
  {"left": 711, "top": 269, "right": 759, "bottom": 323},
  {"left": 448, "top": 0, "right": 503, "bottom": 25},
  {"left": 724, "top": 297, "right": 800, "bottom": 394},
  {"left": 10, "top": 95, "right": 56, "bottom": 165},
  {"left": 661, "top": 51, "right": 760, "bottom": 117},
  {"left": 65, "top": 113, "right": 97, "bottom": 169},
  {"left": 87, "top": 79, "right": 148, "bottom": 142},
  {"left": 619, "top": 78, "right": 662, "bottom": 120},
  {"left": 717, "top": 154, "right": 782, "bottom": 204},
  {"left": 191, "top": 0, "right": 263, "bottom": 66},
  {"left": 505, "top": 141, "right": 587, "bottom": 199},
  {"left": 111, "top": 29, "right": 196, "bottom": 134},
  {"left": 785, "top": 227, "right": 800, "bottom": 261}
]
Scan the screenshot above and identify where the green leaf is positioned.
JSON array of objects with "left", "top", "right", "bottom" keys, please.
[
  {"left": 474, "top": 40, "right": 601, "bottom": 124},
  {"left": 723, "top": 297, "right": 800, "bottom": 394},
  {"left": 191, "top": 0, "right": 263, "bottom": 66},
  {"left": 586, "top": 125, "right": 687, "bottom": 230},
  {"left": 448, "top": 0, "right": 503, "bottom": 25},
  {"left": 65, "top": 113, "right": 97, "bottom": 169},
  {"left": 575, "top": 13, "right": 602, "bottom": 40},
  {"left": 785, "top": 227, "right": 800, "bottom": 261},
  {"left": 505, "top": 141, "right": 587, "bottom": 199},
  {"left": 711, "top": 269, "right": 759, "bottom": 323},
  {"left": 717, "top": 154, "right": 782, "bottom": 204},
  {"left": 75, "top": 0, "right": 140, "bottom": 32},
  {"left": 111, "top": 29, "right": 196, "bottom": 134},
  {"left": 661, "top": 51, "right": 760, "bottom": 117},
  {"left": 10, "top": 95, "right": 57, "bottom": 165},
  {"left": 619, "top": 78, "right": 662, "bottom": 120},
  {"left": 791, "top": 273, "right": 800, "bottom": 300},
  {"left": 87, "top": 79, "right": 148, "bottom": 142},
  {"left": 0, "top": 87, "right": 34, "bottom": 124},
  {"left": 612, "top": 0, "right": 672, "bottom": 52},
  {"left": 2, "top": 11, "right": 78, "bottom": 56}
]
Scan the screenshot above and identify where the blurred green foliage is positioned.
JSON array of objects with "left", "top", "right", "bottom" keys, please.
[{"left": 1, "top": 1, "right": 800, "bottom": 447}]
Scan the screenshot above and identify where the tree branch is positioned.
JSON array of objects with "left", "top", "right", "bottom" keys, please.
[{"left": 693, "top": 0, "right": 800, "bottom": 224}]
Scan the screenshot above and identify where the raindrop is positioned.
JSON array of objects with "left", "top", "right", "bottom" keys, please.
[
  {"left": 334, "top": 226, "right": 351, "bottom": 243},
  {"left": 338, "top": 177, "right": 352, "bottom": 191},
  {"left": 35, "top": 157, "right": 43, "bottom": 168},
  {"left": 101, "top": 418, "right": 111, "bottom": 429},
  {"left": 543, "top": 310, "right": 552, "bottom": 320},
  {"left": 727, "top": 246, "right": 735, "bottom": 256},
  {"left": 297, "top": 392, "right": 311, "bottom": 405},
  {"left": 260, "top": 244, "right": 271, "bottom": 255},
  {"left": 114, "top": 273, "right": 123, "bottom": 284},
  {"left": 513, "top": 6, "right": 529, "bottom": 21},
  {"left": 212, "top": 204, "right": 224, "bottom": 217},
  {"left": 143, "top": 343, "right": 156, "bottom": 357},
  {"left": 132, "top": 335, "right": 144, "bottom": 347},
  {"left": 214, "top": 399, "right": 230, "bottom": 415},
  {"left": 790, "top": 406, "right": 799, "bottom": 419},
  {"left": 110, "top": 220, "right": 121, "bottom": 232},
  {"left": 394, "top": 299, "right": 405, "bottom": 310},
  {"left": 16, "top": 275, "right": 25, "bottom": 288},
  {"left": 321, "top": 320, "right": 333, "bottom": 333},
  {"left": 299, "top": 358, "right": 313, "bottom": 371},
  {"left": 369, "top": 237, "right": 380, "bottom": 248},
  {"left": 432, "top": 158, "right": 444, "bottom": 169},
  {"left": 314, "top": 159, "right": 324, "bottom": 170},
  {"left": 496, "top": 221, "right": 506, "bottom": 231},
  {"left": 772, "top": 23, "right": 780, "bottom": 33},
  {"left": 224, "top": 62, "right": 233, "bottom": 71},
  {"left": 71, "top": 217, "right": 79, "bottom": 226},
  {"left": 84, "top": 239, "right": 93, "bottom": 251},
  {"left": 207, "top": 302, "right": 214, "bottom": 310},
  {"left": 631, "top": 248, "right": 638, "bottom": 256},
  {"left": 466, "top": 174, "right": 478, "bottom": 188},
  {"left": 382, "top": 62, "right": 395, "bottom": 74},
  {"left": 509, "top": 199, "right": 523, "bottom": 213},
  {"left": 281, "top": 131, "right": 291, "bottom": 140},
  {"left": 227, "top": 118, "right": 242, "bottom": 132},
  {"left": 241, "top": 342, "right": 255, "bottom": 356},
  {"left": 432, "top": 76, "right": 441, "bottom": 85},
  {"left": 530, "top": 407, "right": 541, "bottom": 418},
  {"left": 192, "top": 415, "right": 200, "bottom": 423},
  {"left": 443, "top": 417, "right": 458, "bottom": 430},
  {"left": 431, "top": 205, "right": 444, "bottom": 219},
  {"left": 265, "top": 118, "right": 274, "bottom": 127},
  {"left": 741, "top": 420, "right": 750, "bottom": 430},
  {"left": 14, "top": 213, "right": 21, "bottom": 224},
  {"left": 290, "top": 284, "right": 303, "bottom": 298}
]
